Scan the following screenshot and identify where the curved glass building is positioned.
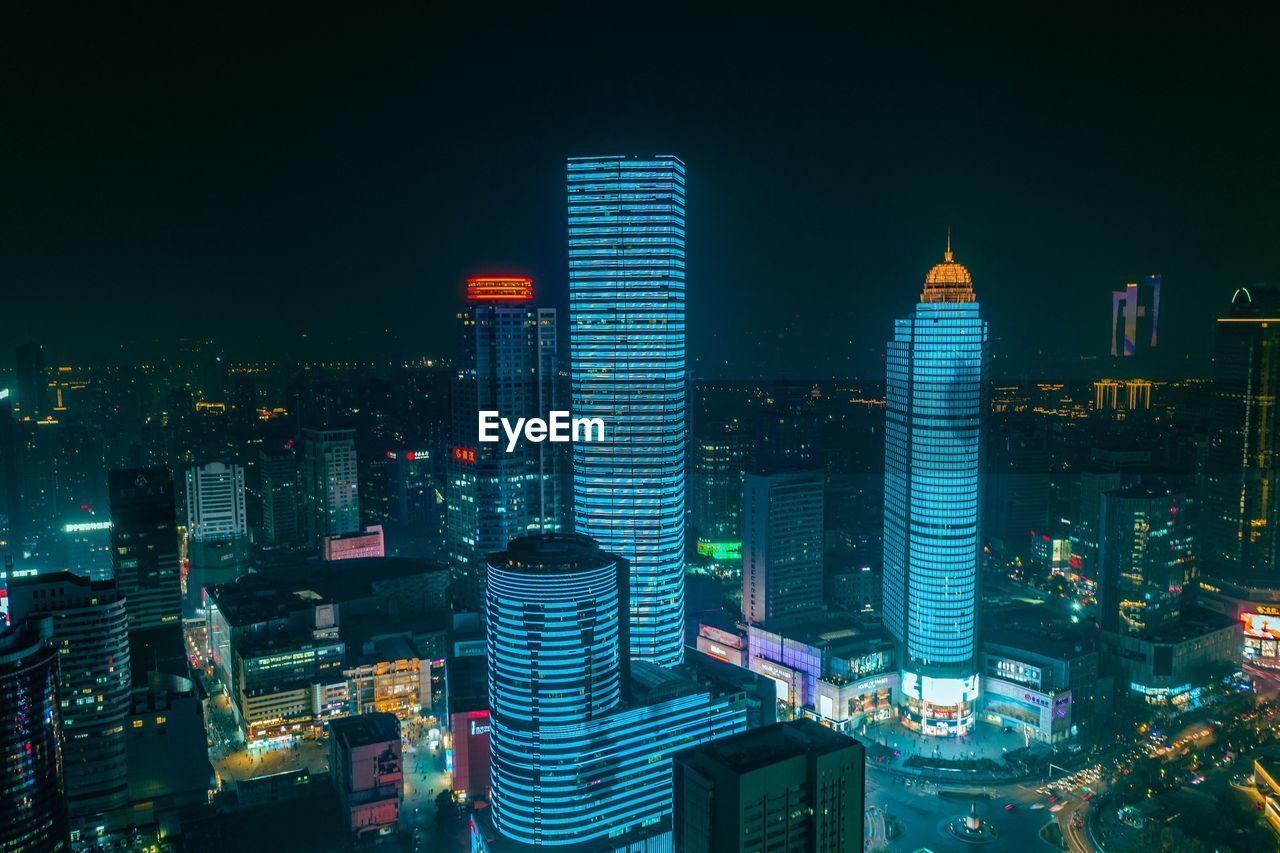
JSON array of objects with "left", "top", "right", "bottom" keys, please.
[
  {"left": 568, "top": 154, "right": 687, "bottom": 667},
  {"left": 882, "top": 239, "right": 988, "bottom": 737},
  {"left": 486, "top": 534, "right": 625, "bottom": 842},
  {"left": 0, "top": 621, "right": 67, "bottom": 851},
  {"left": 483, "top": 534, "right": 745, "bottom": 849}
]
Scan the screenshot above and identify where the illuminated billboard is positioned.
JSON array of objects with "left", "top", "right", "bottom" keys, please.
[{"left": 1242, "top": 612, "right": 1280, "bottom": 640}]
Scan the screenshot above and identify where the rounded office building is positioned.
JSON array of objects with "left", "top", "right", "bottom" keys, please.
[
  {"left": 486, "top": 533, "right": 625, "bottom": 844},
  {"left": 0, "top": 622, "right": 67, "bottom": 851},
  {"left": 882, "top": 239, "right": 988, "bottom": 736}
]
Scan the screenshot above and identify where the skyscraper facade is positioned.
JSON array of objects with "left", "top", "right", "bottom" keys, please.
[
  {"left": 1098, "top": 486, "right": 1194, "bottom": 636},
  {"left": 108, "top": 467, "right": 185, "bottom": 683},
  {"left": 184, "top": 460, "right": 247, "bottom": 542},
  {"left": 1110, "top": 274, "right": 1161, "bottom": 357},
  {"left": 1201, "top": 286, "right": 1280, "bottom": 592},
  {"left": 109, "top": 467, "right": 181, "bottom": 634},
  {"left": 690, "top": 428, "right": 753, "bottom": 559},
  {"left": 568, "top": 154, "right": 687, "bottom": 666},
  {"left": 741, "top": 470, "right": 824, "bottom": 625},
  {"left": 447, "top": 277, "right": 562, "bottom": 610},
  {"left": 0, "top": 620, "right": 67, "bottom": 851},
  {"left": 301, "top": 427, "right": 360, "bottom": 548},
  {"left": 481, "top": 534, "right": 744, "bottom": 849},
  {"left": 882, "top": 241, "right": 988, "bottom": 737},
  {"left": 8, "top": 573, "right": 132, "bottom": 818},
  {"left": 258, "top": 445, "right": 301, "bottom": 547}
]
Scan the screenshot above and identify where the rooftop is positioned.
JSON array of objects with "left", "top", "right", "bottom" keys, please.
[
  {"left": 329, "top": 711, "right": 400, "bottom": 748},
  {"left": 678, "top": 718, "right": 860, "bottom": 774}
]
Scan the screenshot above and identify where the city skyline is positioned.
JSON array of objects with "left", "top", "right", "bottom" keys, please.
[{"left": 6, "top": 10, "right": 1280, "bottom": 852}]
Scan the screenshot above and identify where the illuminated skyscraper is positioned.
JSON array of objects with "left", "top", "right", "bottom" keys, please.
[
  {"left": 741, "top": 469, "right": 824, "bottom": 625},
  {"left": 8, "top": 573, "right": 131, "bottom": 818},
  {"left": 0, "top": 620, "right": 67, "bottom": 851},
  {"left": 447, "top": 277, "right": 562, "bottom": 610},
  {"left": 1202, "top": 287, "right": 1280, "bottom": 591},
  {"left": 479, "top": 534, "right": 745, "bottom": 850},
  {"left": 1098, "top": 486, "right": 1194, "bottom": 636},
  {"left": 301, "top": 427, "right": 360, "bottom": 548},
  {"left": 882, "top": 238, "right": 987, "bottom": 737},
  {"left": 1110, "top": 274, "right": 1161, "bottom": 357},
  {"left": 568, "top": 154, "right": 687, "bottom": 666},
  {"left": 185, "top": 460, "right": 247, "bottom": 542}
]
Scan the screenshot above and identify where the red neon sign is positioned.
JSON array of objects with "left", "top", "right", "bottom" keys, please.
[
  {"left": 467, "top": 276, "right": 533, "bottom": 302},
  {"left": 453, "top": 446, "right": 476, "bottom": 463}
]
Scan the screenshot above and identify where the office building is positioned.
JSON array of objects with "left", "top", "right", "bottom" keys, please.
[
  {"left": 301, "top": 427, "right": 359, "bottom": 548},
  {"left": 1099, "top": 608, "right": 1239, "bottom": 713},
  {"left": 447, "top": 276, "right": 562, "bottom": 610},
  {"left": 329, "top": 712, "right": 403, "bottom": 841},
  {"left": 479, "top": 534, "right": 745, "bottom": 849},
  {"left": 690, "top": 428, "right": 752, "bottom": 559},
  {"left": 1098, "top": 486, "right": 1195, "bottom": 636},
  {"left": 386, "top": 448, "right": 436, "bottom": 533},
  {"left": 0, "top": 620, "right": 67, "bottom": 851},
  {"left": 882, "top": 238, "right": 987, "bottom": 736},
  {"left": 8, "top": 573, "right": 132, "bottom": 819},
  {"left": 1110, "top": 274, "right": 1161, "bottom": 357},
  {"left": 1199, "top": 286, "right": 1280, "bottom": 629},
  {"left": 741, "top": 470, "right": 824, "bottom": 624},
  {"left": 568, "top": 154, "right": 688, "bottom": 666},
  {"left": 184, "top": 460, "right": 246, "bottom": 542},
  {"left": 108, "top": 467, "right": 184, "bottom": 682},
  {"left": 258, "top": 445, "right": 301, "bottom": 547},
  {"left": 672, "top": 718, "right": 865, "bottom": 853}
]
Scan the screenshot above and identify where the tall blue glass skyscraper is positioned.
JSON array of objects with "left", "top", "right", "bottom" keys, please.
[
  {"left": 568, "top": 155, "right": 687, "bottom": 667},
  {"left": 882, "top": 239, "right": 988, "bottom": 737}
]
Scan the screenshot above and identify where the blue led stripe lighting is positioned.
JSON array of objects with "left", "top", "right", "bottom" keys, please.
[
  {"left": 883, "top": 296, "right": 988, "bottom": 676},
  {"left": 568, "top": 155, "right": 687, "bottom": 667}
]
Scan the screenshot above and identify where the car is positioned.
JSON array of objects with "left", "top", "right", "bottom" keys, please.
[
  {"left": 1049, "top": 796, "right": 1058, "bottom": 803},
  {"left": 1004, "top": 804, "right": 1016, "bottom": 811}
]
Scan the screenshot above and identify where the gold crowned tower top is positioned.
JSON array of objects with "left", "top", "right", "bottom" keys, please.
[{"left": 920, "top": 229, "right": 976, "bottom": 303}]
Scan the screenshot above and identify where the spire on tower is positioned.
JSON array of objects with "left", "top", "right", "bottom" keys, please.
[{"left": 944, "top": 227, "right": 953, "bottom": 263}]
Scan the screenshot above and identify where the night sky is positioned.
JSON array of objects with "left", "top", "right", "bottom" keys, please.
[{"left": 4, "top": 9, "right": 1278, "bottom": 378}]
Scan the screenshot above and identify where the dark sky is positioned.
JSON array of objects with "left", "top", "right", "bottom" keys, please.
[{"left": 3, "top": 9, "right": 1278, "bottom": 378}]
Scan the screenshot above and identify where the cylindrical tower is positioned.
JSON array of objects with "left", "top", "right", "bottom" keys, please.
[
  {"left": 0, "top": 621, "right": 68, "bottom": 851},
  {"left": 882, "top": 237, "right": 988, "bottom": 737},
  {"left": 486, "top": 533, "right": 625, "bottom": 844}
]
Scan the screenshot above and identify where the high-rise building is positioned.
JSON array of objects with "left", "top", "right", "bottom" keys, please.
[
  {"left": 14, "top": 341, "right": 47, "bottom": 421},
  {"left": 1110, "top": 274, "right": 1161, "bottom": 357},
  {"left": 301, "top": 427, "right": 360, "bottom": 548},
  {"left": 59, "top": 518, "right": 114, "bottom": 582},
  {"left": 741, "top": 470, "right": 824, "bottom": 625},
  {"left": 8, "top": 572, "right": 132, "bottom": 818},
  {"left": 672, "top": 718, "right": 866, "bottom": 853},
  {"left": 259, "top": 445, "right": 301, "bottom": 547},
  {"left": 184, "top": 460, "right": 246, "bottom": 542},
  {"left": 690, "top": 428, "right": 752, "bottom": 559},
  {"left": 1202, "top": 287, "right": 1280, "bottom": 594},
  {"left": 0, "top": 620, "right": 67, "bottom": 851},
  {"left": 447, "top": 277, "right": 562, "bottom": 610},
  {"left": 568, "top": 154, "right": 687, "bottom": 666},
  {"left": 479, "top": 534, "right": 745, "bottom": 850},
  {"left": 1098, "top": 486, "right": 1195, "bottom": 637},
  {"left": 882, "top": 239, "right": 987, "bottom": 737},
  {"left": 108, "top": 467, "right": 184, "bottom": 683},
  {"left": 386, "top": 448, "right": 436, "bottom": 534}
]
